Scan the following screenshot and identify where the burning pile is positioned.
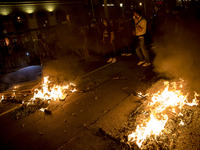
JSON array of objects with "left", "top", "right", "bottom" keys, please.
[
  {"left": 0, "top": 76, "right": 76, "bottom": 118},
  {"left": 0, "top": 76, "right": 76, "bottom": 103},
  {"left": 127, "top": 79, "right": 199, "bottom": 149},
  {"left": 30, "top": 76, "right": 76, "bottom": 102}
]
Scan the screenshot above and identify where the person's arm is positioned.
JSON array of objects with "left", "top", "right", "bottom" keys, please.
[{"left": 136, "top": 25, "right": 143, "bottom": 32}]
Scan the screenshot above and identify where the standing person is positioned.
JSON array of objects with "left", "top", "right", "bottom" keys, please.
[
  {"left": 101, "top": 18, "right": 116, "bottom": 63},
  {"left": 133, "top": 10, "right": 151, "bottom": 67}
]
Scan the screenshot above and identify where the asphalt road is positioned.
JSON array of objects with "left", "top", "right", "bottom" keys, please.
[{"left": 0, "top": 55, "right": 157, "bottom": 150}]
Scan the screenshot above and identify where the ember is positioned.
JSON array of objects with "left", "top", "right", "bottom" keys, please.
[{"left": 128, "top": 79, "right": 199, "bottom": 149}]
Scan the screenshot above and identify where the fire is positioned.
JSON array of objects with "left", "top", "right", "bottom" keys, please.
[
  {"left": 0, "top": 76, "right": 76, "bottom": 103},
  {"left": 128, "top": 79, "right": 199, "bottom": 148},
  {"left": 0, "top": 95, "right": 4, "bottom": 102},
  {"left": 30, "top": 76, "right": 76, "bottom": 101}
]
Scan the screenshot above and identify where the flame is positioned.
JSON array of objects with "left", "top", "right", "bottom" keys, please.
[
  {"left": 138, "top": 92, "right": 149, "bottom": 98},
  {"left": 30, "top": 76, "right": 76, "bottom": 101},
  {"left": 0, "top": 95, "right": 4, "bottom": 102},
  {"left": 128, "top": 80, "right": 199, "bottom": 148},
  {"left": 39, "top": 108, "right": 46, "bottom": 112},
  {"left": 179, "top": 120, "right": 185, "bottom": 126},
  {"left": 128, "top": 114, "right": 168, "bottom": 148}
]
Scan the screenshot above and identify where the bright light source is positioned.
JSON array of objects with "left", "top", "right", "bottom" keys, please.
[
  {"left": 0, "top": 8, "right": 11, "bottom": 16},
  {"left": 5, "top": 38, "right": 9, "bottom": 46},
  {"left": 102, "top": 4, "right": 114, "bottom": 7},
  {"left": 45, "top": 4, "right": 56, "bottom": 12},
  {"left": 26, "top": 52, "right": 30, "bottom": 56},
  {"left": 120, "top": 3, "right": 123, "bottom": 7},
  {"left": 23, "top": 6, "right": 35, "bottom": 14},
  {"left": 139, "top": 2, "right": 142, "bottom": 6}
]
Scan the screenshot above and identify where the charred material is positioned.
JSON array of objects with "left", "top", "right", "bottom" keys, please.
[{"left": 14, "top": 98, "right": 49, "bottom": 119}]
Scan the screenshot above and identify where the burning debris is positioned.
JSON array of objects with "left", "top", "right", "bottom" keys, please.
[
  {"left": 0, "top": 95, "right": 4, "bottom": 102},
  {"left": 39, "top": 107, "right": 52, "bottom": 115},
  {"left": 30, "top": 76, "right": 76, "bottom": 102},
  {"left": 119, "top": 79, "right": 200, "bottom": 149},
  {"left": 0, "top": 76, "right": 77, "bottom": 119}
]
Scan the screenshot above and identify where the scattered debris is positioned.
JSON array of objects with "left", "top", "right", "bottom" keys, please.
[
  {"left": 59, "top": 93, "right": 68, "bottom": 101},
  {"left": 14, "top": 99, "right": 49, "bottom": 119},
  {"left": 112, "top": 76, "right": 120, "bottom": 80},
  {"left": 83, "top": 123, "right": 90, "bottom": 130},
  {"left": 95, "top": 128, "right": 129, "bottom": 149},
  {"left": 122, "top": 87, "right": 128, "bottom": 90},
  {"left": 72, "top": 113, "right": 76, "bottom": 116},
  {"left": 44, "top": 109, "right": 52, "bottom": 115},
  {"left": 103, "top": 110, "right": 108, "bottom": 113},
  {"left": 39, "top": 131, "right": 43, "bottom": 136}
]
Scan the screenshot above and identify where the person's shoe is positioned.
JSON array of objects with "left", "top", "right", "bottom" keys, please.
[
  {"left": 107, "top": 58, "right": 113, "bottom": 63},
  {"left": 126, "top": 53, "right": 132, "bottom": 56},
  {"left": 137, "top": 61, "right": 145, "bottom": 65},
  {"left": 112, "top": 57, "right": 116, "bottom": 63},
  {"left": 121, "top": 53, "right": 127, "bottom": 56},
  {"left": 142, "top": 62, "right": 151, "bottom": 67}
]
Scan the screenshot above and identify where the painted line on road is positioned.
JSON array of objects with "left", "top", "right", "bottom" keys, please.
[
  {"left": 80, "top": 62, "right": 113, "bottom": 79},
  {"left": 0, "top": 104, "right": 23, "bottom": 117}
]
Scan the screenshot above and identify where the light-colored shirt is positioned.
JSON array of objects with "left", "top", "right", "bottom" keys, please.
[{"left": 135, "top": 17, "right": 147, "bottom": 36}]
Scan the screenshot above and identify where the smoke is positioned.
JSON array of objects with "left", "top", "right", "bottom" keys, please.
[
  {"left": 153, "top": 14, "right": 200, "bottom": 91},
  {"left": 41, "top": 22, "right": 91, "bottom": 83},
  {"left": 52, "top": 21, "right": 103, "bottom": 58},
  {"left": 42, "top": 55, "right": 85, "bottom": 84}
]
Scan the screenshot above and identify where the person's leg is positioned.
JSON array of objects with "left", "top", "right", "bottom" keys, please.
[
  {"left": 109, "top": 43, "right": 116, "bottom": 63},
  {"left": 104, "top": 43, "right": 112, "bottom": 63},
  {"left": 140, "top": 37, "right": 150, "bottom": 63},
  {"left": 136, "top": 40, "right": 144, "bottom": 61}
]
